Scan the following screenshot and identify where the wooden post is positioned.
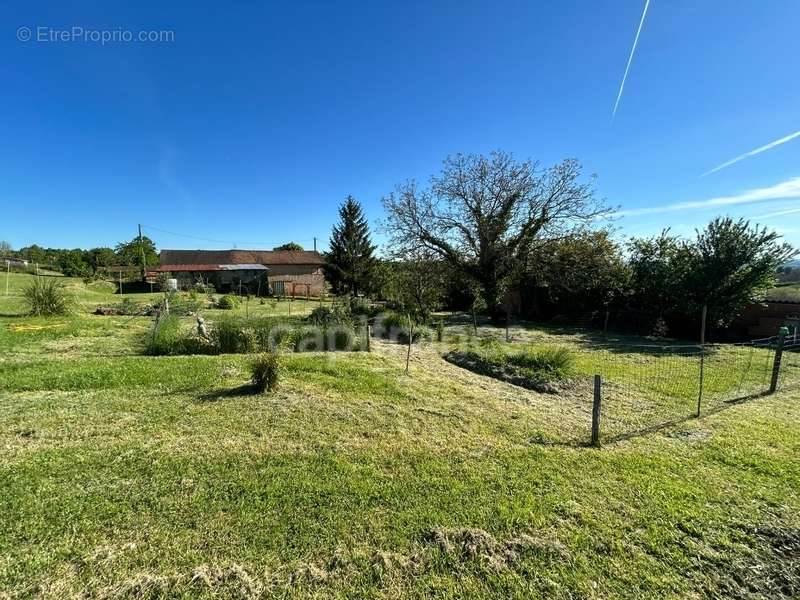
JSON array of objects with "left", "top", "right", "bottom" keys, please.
[
  {"left": 696, "top": 304, "right": 707, "bottom": 418},
  {"left": 591, "top": 375, "right": 602, "bottom": 446},
  {"left": 366, "top": 324, "right": 371, "bottom": 352},
  {"left": 405, "top": 320, "right": 413, "bottom": 375},
  {"left": 5, "top": 260, "right": 10, "bottom": 296},
  {"left": 505, "top": 304, "right": 511, "bottom": 342},
  {"left": 119, "top": 270, "right": 123, "bottom": 298},
  {"left": 769, "top": 327, "right": 788, "bottom": 394},
  {"left": 603, "top": 308, "right": 610, "bottom": 338},
  {"left": 471, "top": 304, "right": 477, "bottom": 336},
  {"left": 138, "top": 224, "right": 147, "bottom": 281}
]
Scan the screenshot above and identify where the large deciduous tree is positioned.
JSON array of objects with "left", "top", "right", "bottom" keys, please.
[
  {"left": 323, "top": 196, "right": 377, "bottom": 296},
  {"left": 382, "top": 151, "right": 606, "bottom": 320}
]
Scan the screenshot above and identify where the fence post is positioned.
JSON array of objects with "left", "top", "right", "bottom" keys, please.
[
  {"left": 769, "top": 327, "right": 789, "bottom": 394},
  {"left": 591, "top": 375, "right": 602, "bottom": 446},
  {"left": 696, "top": 304, "right": 707, "bottom": 418},
  {"left": 366, "top": 324, "right": 371, "bottom": 352}
]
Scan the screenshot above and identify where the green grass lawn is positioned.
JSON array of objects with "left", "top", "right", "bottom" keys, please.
[
  {"left": 766, "top": 282, "right": 800, "bottom": 302},
  {"left": 1, "top": 274, "right": 799, "bottom": 598}
]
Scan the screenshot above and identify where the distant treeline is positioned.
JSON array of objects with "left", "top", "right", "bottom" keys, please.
[{"left": 5, "top": 236, "right": 158, "bottom": 277}]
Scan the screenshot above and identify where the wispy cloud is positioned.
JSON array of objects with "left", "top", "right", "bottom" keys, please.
[
  {"left": 607, "top": 176, "right": 800, "bottom": 218},
  {"left": 612, "top": 0, "right": 651, "bottom": 117},
  {"left": 702, "top": 129, "right": 800, "bottom": 176}
]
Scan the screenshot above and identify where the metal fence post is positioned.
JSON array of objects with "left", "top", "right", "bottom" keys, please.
[
  {"left": 769, "top": 327, "right": 789, "bottom": 394},
  {"left": 591, "top": 375, "right": 602, "bottom": 446}
]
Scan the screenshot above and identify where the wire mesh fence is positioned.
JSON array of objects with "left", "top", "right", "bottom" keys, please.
[{"left": 578, "top": 333, "right": 798, "bottom": 444}]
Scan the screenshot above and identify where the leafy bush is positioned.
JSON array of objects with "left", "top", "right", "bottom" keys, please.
[
  {"left": 111, "top": 298, "right": 148, "bottom": 316},
  {"left": 216, "top": 295, "right": 239, "bottom": 310},
  {"left": 22, "top": 278, "right": 71, "bottom": 316},
  {"left": 211, "top": 316, "right": 253, "bottom": 354},
  {"left": 399, "top": 325, "right": 431, "bottom": 344},
  {"left": 164, "top": 291, "right": 203, "bottom": 316},
  {"left": 193, "top": 282, "right": 215, "bottom": 294},
  {"left": 293, "top": 327, "right": 324, "bottom": 351},
  {"left": 444, "top": 343, "right": 575, "bottom": 393},
  {"left": 307, "top": 304, "right": 352, "bottom": 327},
  {"left": 377, "top": 311, "right": 429, "bottom": 343},
  {"left": 146, "top": 315, "right": 180, "bottom": 355},
  {"left": 505, "top": 346, "right": 576, "bottom": 380},
  {"left": 250, "top": 353, "right": 280, "bottom": 392},
  {"left": 349, "top": 296, "right": 380, "bottom": 317},
  {"left": 145, "top": 315, "right": 214, "bottom": 356}
]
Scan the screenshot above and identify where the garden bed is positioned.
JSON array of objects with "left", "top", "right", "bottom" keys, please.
[{"left": 443, "top": 344, "right": 577, "bottom": 394}]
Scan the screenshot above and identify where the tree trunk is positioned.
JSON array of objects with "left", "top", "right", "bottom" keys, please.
[{"left": 481, "top": 281, "right": 505, "bottom": 324}]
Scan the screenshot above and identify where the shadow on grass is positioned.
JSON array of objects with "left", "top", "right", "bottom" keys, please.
[
  {"left": 198, "top": 384, "right": 261, "bottom": 402},
  {"left": 439, "top": 311, "right": 709, "bottom": 357},
  {"left": 602, "top": 391, "right": 769, "bottom": 445}
]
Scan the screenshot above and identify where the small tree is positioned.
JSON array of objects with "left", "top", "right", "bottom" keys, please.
[
  {"left": 86, "top": 247, "right": 118, "bottom": 275},
  {"left": 115, "top": 235, "right": 158, "bottom": 268},
  {"left": 58, "top": 249, "right": 91, "bottom": 277},
  {"left": 273, "top": 242, "right": 304, "bottom": 251},
  {"left": 686, "top": 217, "right": 795, "bottom": 329},
  {"left": 382, "top": 249, "right": 445, "bottom": 321},
  {"left": 627, "top": 230, "right": 692, "bottom": 327},
  {"left": 324, "top": 196, "right": 377, "bottom": 296},
  {"left": 0, "top": 241, "right": 12, "bottom": 255}
]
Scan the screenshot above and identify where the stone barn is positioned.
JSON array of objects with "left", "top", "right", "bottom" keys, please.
[{"left": 156, "top": 249, "right": 326, "bottom": 296}]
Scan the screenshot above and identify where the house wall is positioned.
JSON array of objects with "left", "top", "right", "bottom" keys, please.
[
  {"left": 267, "top": 266, "right": 326, "bottom": 297},
  {"left": 733, "top": 301, "right": 800, "bottom": 337},
  {"left": 171, "top": 270, "right": 267, "bottom": 293}
]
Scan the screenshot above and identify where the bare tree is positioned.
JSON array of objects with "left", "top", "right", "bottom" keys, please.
[{"left": 382, "top": 151, "right": 607, "bottom": 320}]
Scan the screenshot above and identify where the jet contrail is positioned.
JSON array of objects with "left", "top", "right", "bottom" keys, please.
[
  {"left": 612, "top": 0, "right": 651, "bottom": 117},
  {"left": 702, "top": 129, "right": 800, "bottom": 177},
  {"left": 754, "top": 206, "right": 800, "bottom": 220},
  {"left": 603, "top": 176, "right": 800, "bottom": 218}
]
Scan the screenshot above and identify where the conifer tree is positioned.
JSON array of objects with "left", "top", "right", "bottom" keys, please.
[{"left": 324, "top": 196, "right": 377, "bottom": 295}]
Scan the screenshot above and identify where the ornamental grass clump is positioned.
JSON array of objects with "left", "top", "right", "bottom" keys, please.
[
  {"left": 22, "top": 277, "right": 71, "bottom": 316},
  {"left": 250, "top": 352, "right": 280, "bottom": 393}
]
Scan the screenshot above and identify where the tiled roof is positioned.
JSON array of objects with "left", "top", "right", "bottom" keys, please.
[
  {"left": 155, "top": 263, "right": 269, "bottom": 272},
  {"left": 159, "top": 249, "right": 324, "bottom": 266}
]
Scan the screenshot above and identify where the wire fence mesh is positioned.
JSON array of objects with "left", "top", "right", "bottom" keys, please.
[{"left": 577, "top": 334, "right": 799, "bottom": 444}]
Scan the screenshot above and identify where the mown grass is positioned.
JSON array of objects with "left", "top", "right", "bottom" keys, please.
[
  {"left": 766, "top": 282, "right": 800, "bottom": 302},
  {"left": 1, "top": 275, "right": 799, "bottom": 598}
]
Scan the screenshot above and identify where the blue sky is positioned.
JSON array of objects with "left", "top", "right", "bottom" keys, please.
[{"left": 2, "top": 0, "right": 799, "bottom": 253}]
